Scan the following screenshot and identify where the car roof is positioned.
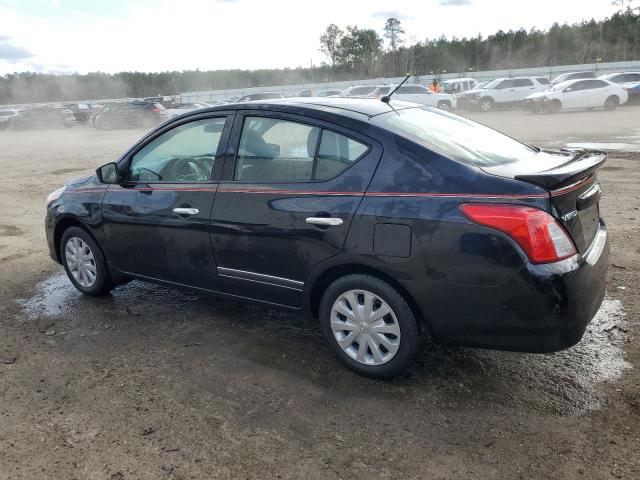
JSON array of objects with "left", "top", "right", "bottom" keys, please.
[{"left": 178, "top": 97, "right": 417, "bottom": 121}]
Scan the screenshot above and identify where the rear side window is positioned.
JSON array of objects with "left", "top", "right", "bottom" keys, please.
[
  {"left": 536, "top": 77, "right": 551, "bottom": 85},
  {"left": 515, "top": 78, "right": 533, "bottom": 87},
  {"left": 315, "top": 130, "right": 368, "bottom": 180},
  {"left": 625, "top": 73, "right": 640, "bottom": 82},
  {"left": 235, "top": 117, "right": 368, "bottom": 182},
  {"left": 609, "top": 75, "right": 625, "bottom": 83}
]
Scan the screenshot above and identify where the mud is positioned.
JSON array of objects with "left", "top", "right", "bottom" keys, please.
[{"left": 1, "top": 108, "right": 640, "bottom": 479}]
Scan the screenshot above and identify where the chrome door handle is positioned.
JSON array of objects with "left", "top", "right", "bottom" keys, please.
[
  {"left": 306, "top": 217, "right": 343, "bottom": 226},
  {"left": 173, "top": 207, "right": 199, "bottom": 216}
]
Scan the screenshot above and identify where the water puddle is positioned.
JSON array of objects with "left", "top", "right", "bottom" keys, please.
[{"left": 17, "top": 271, "right": 633, "bottom": 414}]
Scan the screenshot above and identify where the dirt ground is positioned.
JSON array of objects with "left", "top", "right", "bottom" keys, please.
[{"left": 0, "top": 107, "right": 639, "bottom": 479}]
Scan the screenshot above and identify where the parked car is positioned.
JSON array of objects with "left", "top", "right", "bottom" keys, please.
[
  {"left": 142, "top": 96, "right": 175, "bottom": 106},
  {"left": 624, "top": 81, "right": 640, "bottom": 104},
  {"left": 551, "top": 71, "right": 596, "bottom": 84},
  {"left": 164, "top": 102, "right": 212, "bottom": 119},
  {"left": 9, "top": 105, "right": 75, "bottom": 129},
  {"left": 296, "top": 89, "right": 313, "bottom": 97},
  {"left": 0, "top": 108, "right": 19, "bottom": 129},
  {"left": 62, "top": 103, "right": 102, "bottom": 124},
  {"left": 45, "top": 98, "right": 609, "bottom": 379},
  {"left": 525, "top": 78, "right": 628, "bottom": 113},
  {"left": 441, "top": 78, "right": 477, "bottom": 94},
  {"left": 369, "top": 84, "right": 456, "bottom": 110},
  {"left": 472, "top": 76, "right": 551, "bottom": 111},
  {"left": 341, "top": 85, "right": 379, "bottom": 97},
  {"left": 455, "top": 80, "right": 491, "bottom": 110},
  {"left": 234, "top": 92, "right": 283, "bottom": 102},
  {"left": 315, "top": 89, "right": 343, "bottom": 97},
  {"left": 91, "top": 101, "right": 166, "bottom": 129},
  {"left": 598, "top": 71, "right": 640, "bottom": 89}
]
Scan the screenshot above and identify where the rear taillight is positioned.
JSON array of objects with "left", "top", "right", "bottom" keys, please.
[
  {"left": 151, "top": 103, "right": 165, "bottom": 112},
  {"left": 460, "top": 204, "right": 577, "bottom": 264}
]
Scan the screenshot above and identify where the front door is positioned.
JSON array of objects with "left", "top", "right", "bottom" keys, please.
[
  {"left": 101, "top": 115, "right": 231, "bottom": 289},
  {"left": 211, "top": 112, "right": 382, "bottom": 307}
]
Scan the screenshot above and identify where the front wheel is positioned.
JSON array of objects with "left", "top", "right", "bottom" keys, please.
[
  {"left": 60, "top": 226, "right": 113, "bottom": 296},
  {"left": 319, "top": 274, "right": 420, "bottom": 379},
  {"left": 437, "top": 101, "right": 451, "bottom": 111},
  {"left": 478, "top": 97, "right": 494, "bottom": 112}
]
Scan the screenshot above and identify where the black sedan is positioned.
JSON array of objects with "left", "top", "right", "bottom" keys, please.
[
  {"left": 45, "top": 98, "right": 609, "bottom": 378},
  {"left": 91, "top": 101, "right": 166, "bottom": 129},
  {"left": 10, "top": 105, "right": 75, "bottom": 129}
]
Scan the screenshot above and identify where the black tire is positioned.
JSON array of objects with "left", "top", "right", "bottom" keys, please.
[
  {"left": 436, "top": 101, "right": 451, "bottom": 111},
  {"left": 319, "top": 274, "right": 420, "bottom": 379},
  {"left": 604, "top": 96, "right": 619, "bottom": 111},
  {"left": 545, "top": 100, "right": 561, "bottom": 114},
  {"left": 477, "top": 97, "right": 494, "bottom": 112},
  {"left": 60, "top": 226, "right": 113, "bottom": 296}
]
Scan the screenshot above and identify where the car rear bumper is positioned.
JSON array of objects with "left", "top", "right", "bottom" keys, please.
[{"left": 412, "top": 219, "right": 609, "bottom": 353}]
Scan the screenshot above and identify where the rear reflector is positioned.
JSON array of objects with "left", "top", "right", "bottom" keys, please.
[{"left": 460, "top": 204, "right": 577, "bottom": 264}]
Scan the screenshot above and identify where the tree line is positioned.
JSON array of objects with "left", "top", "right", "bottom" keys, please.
[{"left": 1, "top": 10, "right": 639, "bottom": 105}]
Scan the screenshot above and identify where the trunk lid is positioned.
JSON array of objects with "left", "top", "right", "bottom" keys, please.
[{"left": 483, "top": 149, "right": 606, "bottom": 253}]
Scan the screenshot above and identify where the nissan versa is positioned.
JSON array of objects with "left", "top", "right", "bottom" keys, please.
[{"left": 45, "top": 98, "right": 609, "bottom": 378}]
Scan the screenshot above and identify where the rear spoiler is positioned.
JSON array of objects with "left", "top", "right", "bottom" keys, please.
[{"left": 514, "top": 150, "right": 607, "bottom": 190}]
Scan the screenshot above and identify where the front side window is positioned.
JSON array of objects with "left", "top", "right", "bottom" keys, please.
[
  {"left": 497, "top": 79, "right": 516, "bottom": 89},
  {"left": 129, "top": 117, "right": 226, "bottom": 182},
  {"left": 235, "top": 117, "right": 369, "bottom": 182},
  {"left": 566, "top": 81, "right": 588, "bottom": 92},
  {"left": 583, "top": 80, "right": 607, "bottom": 89}
]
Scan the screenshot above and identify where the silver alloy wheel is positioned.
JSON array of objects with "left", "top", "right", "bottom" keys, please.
[
  {"left": 330, "top": 289, "right": 401, "bottom": 366},
  {"left": 438, "top": 101, "right": 451, "bottom": 111},
  {"left": 480, "top": 99, "right": 492, "bottom": 111},
  {"left": 64, "top": 237, "right": 97, "bottom": 288}
]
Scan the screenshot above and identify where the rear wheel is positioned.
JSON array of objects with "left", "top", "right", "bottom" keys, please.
[
  {"left": 60, "top": 227, "right": 113, "bottom": 296},
  {"left": 604, "top": 96, "right": 619, "bottom": 111},
  {"left": 478, "top": 97, "right": 494, "bottom": 112},
  {"left": 436, "top": 101, "right": 451, "bottom": 111},
  {"left": 319, "top": 274, "right": 420, "bottom": 379}
]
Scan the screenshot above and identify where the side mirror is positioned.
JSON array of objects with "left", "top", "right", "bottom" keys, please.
[{"left": 96, "top": 162, "right": 120, "bottom": 184}]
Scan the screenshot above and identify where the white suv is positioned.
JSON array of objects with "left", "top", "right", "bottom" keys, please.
[{"left": 473, "top": 76, "right": 551, "bottom": 111}]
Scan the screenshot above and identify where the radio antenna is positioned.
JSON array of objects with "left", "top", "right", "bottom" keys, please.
[{"left": 381, "top": 74, "right": 411, "bottom": 103}]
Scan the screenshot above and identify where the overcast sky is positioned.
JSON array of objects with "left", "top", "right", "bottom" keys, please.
[{"left": 0, "top": 0, "right": 621, "bottom": 75}]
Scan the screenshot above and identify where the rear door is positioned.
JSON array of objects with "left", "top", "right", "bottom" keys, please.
[
  {"left": 210, "top": 111, "right": 382, "bottom": 307},
  {"left": 102, "top": 114, "right": 232, "bottom": 289},
  {"left": 580, "top": 80, "right": 610, "bottom": 107}
]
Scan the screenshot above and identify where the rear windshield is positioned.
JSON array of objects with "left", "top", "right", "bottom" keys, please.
[{"left": 374, "top": 107, "right": 538, "bottom": 167}]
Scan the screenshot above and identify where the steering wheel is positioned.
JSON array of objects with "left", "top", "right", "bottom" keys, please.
[{"left": 168, "top": 156, "right": 212, "bottom": 181}]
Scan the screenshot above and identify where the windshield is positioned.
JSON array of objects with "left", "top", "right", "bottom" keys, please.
[{"left": 374, "top": 107, "right": 537, "bottom": 167}]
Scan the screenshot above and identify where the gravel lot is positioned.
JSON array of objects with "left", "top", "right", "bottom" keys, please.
[{"left": 0, "top": 107, "right": 639, "bottom": 479}]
